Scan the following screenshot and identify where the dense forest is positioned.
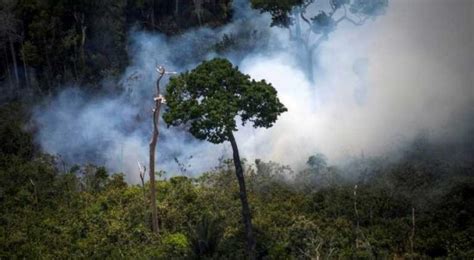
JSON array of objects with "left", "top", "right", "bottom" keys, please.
[
  {"left": 1, "top": 0, "right": 473, "bottom": 259},
  {"left": 0, "top": 0, "right": 232, "bottom": 97},
  {"left": 1, "top": 102, "right": 473, "bottom": 258}
]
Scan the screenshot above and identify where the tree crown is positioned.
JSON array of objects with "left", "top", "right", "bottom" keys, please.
[
  {"left": 163, "top": 58, "right": 287, "bottom": 144},
  {"left": 251, "top": 0, "right": 388, "bottom": 28}
]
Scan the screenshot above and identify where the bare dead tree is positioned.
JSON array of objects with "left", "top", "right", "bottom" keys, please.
[
  {"left": 148, "top": 67, "right": 164, "bottom": 234},
  {"left": 137, "top": 160, "right": 147, "bottom": 201},
  {"left": 137, "top": 160, "right": 148, "bottom": 225},
  {"left": 148, "top": 65, "right": 175, "bottom": 234}
]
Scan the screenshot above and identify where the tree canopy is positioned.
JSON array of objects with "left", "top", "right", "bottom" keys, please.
[
  {"left": 251, "top": 0, "right": 388, "bottom": 28},
  {"left": 163, "top": 58, "right": 287, "bottom": 143},
  {"left": 250, "top": 0, "right": 388, "bottom": 81}
]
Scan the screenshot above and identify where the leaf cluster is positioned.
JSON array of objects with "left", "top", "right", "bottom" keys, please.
[{"left": 164, "top": 58, "right": 287, "bottom": 144}]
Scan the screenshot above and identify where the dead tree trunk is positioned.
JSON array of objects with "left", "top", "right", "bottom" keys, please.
[
  {"left": 138, "top": 161, "right": 148, "bottom": 226},
  {"left": 228, "top": 132, "right": 256, "bottom": 259},
  {"left": 138, "top": 161, "right": 147, "bottom": 203},
  {"left": 148, "top": 67, "right": 165, "bottom": 234}
]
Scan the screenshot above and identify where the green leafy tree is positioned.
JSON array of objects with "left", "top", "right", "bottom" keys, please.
[{"left": 163, "top": 58, "right": 287, "bottom": 259}]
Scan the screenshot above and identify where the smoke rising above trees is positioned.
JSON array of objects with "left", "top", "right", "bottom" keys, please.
[{"left": 25, "top": 0, "right": 474, "bottom": 183}]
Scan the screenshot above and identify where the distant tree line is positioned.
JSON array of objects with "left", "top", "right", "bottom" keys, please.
[{"left": 0, "top": 0, "right": 232, "bottom": 98}]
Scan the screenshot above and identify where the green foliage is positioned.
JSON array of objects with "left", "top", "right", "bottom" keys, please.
[
  {"left": 0, "top": 103, "right": 34, "bottom": 161},
  {"left": 251, "top": 0, "right": 305, "bottom": 27},
  {"left": 189, "top": 214, "right": 223, "bottom": 258},
  {"left": 159, "top": 233, "right": 190, "bottom": 258},
  {"left": 0, "top": 0, "right": 232, "bottom": 94},
  {"left": 164, "top": 58, "right": 287, "bottom": 143},
  {"left": 310, "top": 11, "right": 336, "bottom": 34},
  {"left": 0, "top": 103, "right": 472, "bottom": 258},
  {"left": 307, "top": 153, "right": 327, "bottom": 171}
]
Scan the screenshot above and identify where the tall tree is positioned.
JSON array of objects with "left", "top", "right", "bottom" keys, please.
[
  {"left": 251, "top": 0, "right": 388, "bottom": 82},
  {"left": 148, "top": 66, "right": 169, "bottom": 234},
  {"left": 163, "top": 58, "right": 287, "bottom": 258}
]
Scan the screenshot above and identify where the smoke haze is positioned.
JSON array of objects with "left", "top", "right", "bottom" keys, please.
[{"left": 33, "top": 0, "right": 474, "bottom": 182}]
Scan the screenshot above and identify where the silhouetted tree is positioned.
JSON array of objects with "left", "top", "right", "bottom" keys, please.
[{"left": 251, "top": 0, "right": 388, "bottom": 82}]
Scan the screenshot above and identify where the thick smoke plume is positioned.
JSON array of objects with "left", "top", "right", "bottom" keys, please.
[{"left": 33, "top": 0, "right": 474, "bottom": 182}]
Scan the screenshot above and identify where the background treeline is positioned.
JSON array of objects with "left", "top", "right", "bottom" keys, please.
[
  {"left": 0, "top": 0, "right": 232, "bottom": 99},
  {"left": 1, "top": 103, "right": 472, "bottom": 258}
]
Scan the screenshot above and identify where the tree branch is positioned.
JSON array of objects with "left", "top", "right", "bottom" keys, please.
[
  {"left": 299, "top": 0, "right": 313, "bottom": 26},
  {"left": 335, "top": 6, "right": 369, "bottom": 27}
]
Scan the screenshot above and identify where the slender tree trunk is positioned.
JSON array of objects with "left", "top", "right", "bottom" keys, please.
[
  {"left": 73, "top": 12, "right": 86, "bottom": 77},
  {"left": 138, "top": 164, "right": 148, "bottom": 225},
  {"left": 80, "top": 25, "right": 86, "bottom": 69},
  {"left": 305, "top": 45, "right": 314, "bottom": 83},
  {"left": 294, "top": 11, "right": 302, "bottom": 40},
  {"left": 193, "top": 0, "right": 203, "bottom": 26},
  {"left": 21, "top": 44, "right": 30, "bottom": 89},
  {"left": 72, "top": 41, "right": 79, "bottom": 82},
  {"left": 3, "top": 46, "right": 13, "bottom": 91},
  {"left": 43, "top": 38, "right": 53, "bottom": 90},
  {"left": 139, "top": 168, "right": 146, "bottom": 202},
  {"left": 228, "top": 132, "right": 256, "bottom": 259},
  {"left": 149, "top": 99, "right": 161, "bottom": 234},
  {"left": 8, "top": 36, "right": 19, "bottom": 88},
  {"left": 148, "top": 70, "right": 165, "bottom": 234},
  {"left": 174, "top": 0, "right": 179, "bottom": 16}
]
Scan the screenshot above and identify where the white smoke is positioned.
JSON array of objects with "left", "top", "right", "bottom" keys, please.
[{"left": 33, "top": 0, "right": 474, "bottom": 182}]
